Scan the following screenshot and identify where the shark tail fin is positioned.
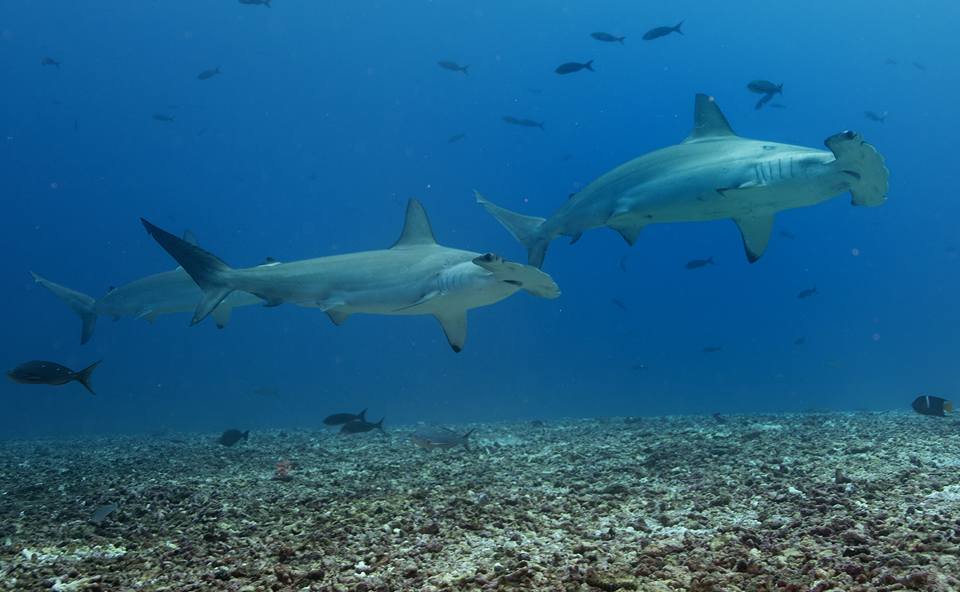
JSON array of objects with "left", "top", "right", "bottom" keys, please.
[
  {"left": 31, "top": 272, "right": 99, "bottom": 344},
  {"left": 825, "top": 131, "right": 889, "bottom": 207},
  {"left": 474, "top": 191, "right": 551, "bottom": 268},
  {"left": 73, "top": 360, "right": 101, "bottom": 395},
  {"left": 140, "top": 219, "right": 235, "bottom": 325},
  {"left": 462, "top": 428, "right": 475, "bottom": 451}
]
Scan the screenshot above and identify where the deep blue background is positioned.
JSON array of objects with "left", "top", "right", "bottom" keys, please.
[{"left": 2, "top": 1, "right": 958, "bottom": 438}]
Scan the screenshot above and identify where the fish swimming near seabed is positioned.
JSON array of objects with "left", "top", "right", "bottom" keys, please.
[
  {"left": 642, "top": 21, "right": 683, "bottom": 40},
  {"left": 32, "top": 234, "right": 266, "bottom": 343},
  {"left": 340, "top": 417, "right": 385, "bottom": 435},
  {"left": 141, "top": 199, "right": 560, "bottom": 352},
  {"left": 218, "top": 429, "right": 248, "bottom": 446},
  {"left": 410, "top": 427, "right": 474, "bottom": 451},
  {"left": 323, "top": 409, "right": 367, "bottom": 426},
  {"left": 912, "top": 395, "right": 952, "bottom": 417},
  {"left": 477, "top": 94, "right": 889, "bottom": 268},
  {"left": 7, "top": 360, "right": 100, "bottom": 395}
]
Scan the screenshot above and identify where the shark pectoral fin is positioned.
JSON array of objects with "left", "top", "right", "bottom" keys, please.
[
  {"left": 435, "top": 311, "right": 467, "bottom": 352},
  {"left": 211, "top": 303, "right": 233, "bottom": 329},
  {"left": 733, "top": 214, "right": 775, "bottom": 263},
  {"left": 192, "top": 288, "right": 233, "bottom": 326},
  {"left": 607, "top": 218, "right": 646, "bottom": 246},
  {"left": 326, "top": 310, "right": 350, "bottom": 326},
  {"left": 568, "top": 232, "right": 582, "bottom": 245}
]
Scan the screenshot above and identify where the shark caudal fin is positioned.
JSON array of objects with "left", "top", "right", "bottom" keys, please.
[
  {"left": 140, "top": 219, "right": 235, "bottom": 325},
  {"left": 472, "top": 253, "right": 561, "bottom": 299},
  {"left": 825, "top": 131, "right": 889, "bottom": 207},
  {"left": 31, "top": 272, "right": 99, "bottom": 344},
  {"left": 474, "top": 191, "right": 551, "bottom": 268}
]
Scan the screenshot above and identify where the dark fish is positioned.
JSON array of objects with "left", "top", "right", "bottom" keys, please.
[
  {"left": 591, "top": 32, "right": 625, "bottom": 44},
  {"left": 912, "top": 61, "right": 926, "bottom": 72},
  {"left": 864, "top": 110, "right": 888, "bottom": 123},
  {"left": 153, "top": 113, "right": 175, "bottom": 122},
  {"left": 702, "top": 346, "right": 722, "bottom": 353},
  {"left": 323, "top": 409, "right": 366, "bottom": 426},
  {"left": 197, "top": 67, "right": 221, "bottom": 80},
  {"left": 7, "top": 360, "right": 100, "bottom": 395},
  {"left": 711, "top": 412, "right": 726, "bottom": 424},
  {"left": 754, "top": 93, "right": 775, "bottom": 110},
  {"left": 884, "top": 57, "right": 897, "bottom": 66},
  {"left": 218, "top": 429, "right": 248, "bottom": 446},
  {"left": 238, "top": 0, "right": 271, "bottom": 6},
  {"left": 912, "top": 395, "right": 953, "bottom": 417},
  {"left": 410, "top": 427, "right": 473, "bottom": 451},
  {"left": 502, "top": 116, "right": 544, "bottom": 130},
  {"left": 611, "top": 298, "right": 628, "bottom": 312},
  {"left": 340, "top": 417, "right": 385, "bottom": 435},
  {"left": 447, "top": 132, "right": 466, "bottom": 144},
  {"left": 555, "top": 60, "right": 594, "bottom": 75},
  {"left": 794, "top": 336, "right": 806, "bottom": 345},
  {"left": 797, "top": 287, "right": 818, "bottom": 299},
  {"left": 779, "top": 229, "right": 797, "bottom": 239},
  {"left": 91, "top": 503, "right": 118, "bottom": 525},
  {"left": 41, "top": 57, "right": 60, "bottom": 68},
  {"left": 437, "top": 61, "right": 469, "bottom": 75},
  {"left": 642, "top": 21, "right": 683, "bottom": 40},
  {"left": 685, "top": 257, "right": 714, "bottom": 270},
  {"left": 747, "top": 80, "right": 783, "bottom": 95}
]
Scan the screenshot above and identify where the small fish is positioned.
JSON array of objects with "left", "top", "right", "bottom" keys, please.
[
  {"left": 591, "top": 32, "right": 625, "bottom": 45},
  {"left": 502, "top": 116, "right": 544, "bottom": 130},
  {"left": 91, "top": 503, "right": 118, "bottom": 525},
  {"left": 779, "top": 230, "right": 797, "bottom": 239},
  {"left": 153, "top": 113, "right": 175, "bottom": 122},
  {"left": 754, "top": 93, "right": 775, "bottom": 110},
  {"left": 642, "top": 21, "right": 683, "bottom": 40},
  {"left": 41, "top": 57, "right": 61, "bottom": 68},
  {"left": 218, "top": 429, "right": 248, "bottom": 446},
  {"left": 611, "top": 298, "right": 628, "bottom": 312},
  {"left": 912, "top": 61, "right": 926, "bottom": 72},
  {"left": 410, "top": 427, "right": 473, "bottom": 451},
  {"left": 711, "top": 412, "right": 726, "bottom": 424},
  {"left": 884, "top": 57, "right": 898, "bottom": 66},
  {"left": 702, "top": 346, "right": 722, "bottom": 353},
  {"left": 555, "top": 60, "right": 594, "bottom": 75},
  {"left": 794, "top": 336, "right": 806, "bottom": 345},
  {"left": 618, "top": 253, "right": 629, "bottom": 272},
  {"left": 864, "top": 110, "right": 888, "bottom": 123},
  {"left": 685, "top": 257, "right": 714, "bottom": 270},
  {"left": 437, "top": 61, "right": 469, "bottom": 75},
  {"left": 797, "top": 287, "right": 818, "bottom": 299},
  {"left": 912, "top": 395, "right": 953, "bottom": 417},
  {"left": 197, "top": 67, "right": 221, "bottom": 80},
  {"left": 238, "top": 0, "right": 271, "bottom": 6},
  {"left": 340, "top": 417, "right": 385, "bottom": 435},
  {"left": 747, "top": 80, "right": 783, "bottom": 95},
  {"left": 323, "top": 409, "right": 366, "bottom": 426},
  {"left": 447, "top": 132, "right": 466, "bottom": 144},
  {"left": 7, "top": 360, "right": 100, "bottom": 395}
]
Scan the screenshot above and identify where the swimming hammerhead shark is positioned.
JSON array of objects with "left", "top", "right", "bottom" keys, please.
[
  {"left": 477, "top": 93, "right": 889, "bottom": 267},
  {"left": 141, "top": 199, "right": 560, "bottom": 352}
]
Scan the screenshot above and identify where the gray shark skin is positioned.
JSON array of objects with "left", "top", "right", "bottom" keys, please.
[
  {"left": 32, "top": 239, "right": 266, "bottom": 344},
  {"left": 140, "top": 199, "right": 560, "bottom": 352},
  {"left": 477, "top": 93, "right": 890, "bottom": 267}
]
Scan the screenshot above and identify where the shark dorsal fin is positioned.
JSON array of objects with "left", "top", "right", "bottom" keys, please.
[
  {"left": 685, "top": 94, "right": 736, "bottom": 142},
  {"left": 392, "top": 199, "right": 437, "bottom": 248}
]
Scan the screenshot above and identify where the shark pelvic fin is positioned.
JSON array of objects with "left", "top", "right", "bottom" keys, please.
[
  {"left": 391, "top": 199, "right": 438, "bottom": 248},
  {"left": 141, "top": 218, "right": 235, "bottom": 325},
  {"left": 733, "top": 214, "right": 775, "bottom": 263},
  {"left": 435, "top": 311, "right": 467, "bottom": 352},
  {"left": 685, "top": 94, "right": 736, "bottom": 142},
  {"left": 326, "top": 310, "right": 350, "bottom": 326},
  {"left": 211, "top": 303, "right": 233, "bottom": 329},
  {"left": 606, "top": 215, "right": 646, "bottom": 246}
]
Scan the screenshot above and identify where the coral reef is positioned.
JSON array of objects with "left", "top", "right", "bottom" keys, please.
[{"left": 1, "top": 411, "right": 958, "bottom": 590}]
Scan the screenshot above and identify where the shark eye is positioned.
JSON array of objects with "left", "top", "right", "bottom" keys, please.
[{"left": 842, "top": 130, "right": 856, "bottom": 140}]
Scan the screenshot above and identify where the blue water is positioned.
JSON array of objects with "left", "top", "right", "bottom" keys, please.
[{"left": 2, "top": 1, "right": 958, "bottom": 439}]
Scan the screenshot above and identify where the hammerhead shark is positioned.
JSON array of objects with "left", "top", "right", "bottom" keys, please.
[
  {"left": 477, "top": 93, "right": 889, "bottom": 267},
  {"left": 31, "top": 232, "right": 265, "bottom": 344},
  {"left": 140, "top": 199, "right": 560, "bottom": 352}
]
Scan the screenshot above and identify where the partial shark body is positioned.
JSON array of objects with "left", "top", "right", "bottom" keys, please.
[
  {"left": 140, "top": 199, "right": 560, "bottom": 352},
  {"left": 478, "top": 93, "right": 889, "bottom": 267},
  {"left": 32, "top": 233, "right": 265, "bottom": 343}
]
